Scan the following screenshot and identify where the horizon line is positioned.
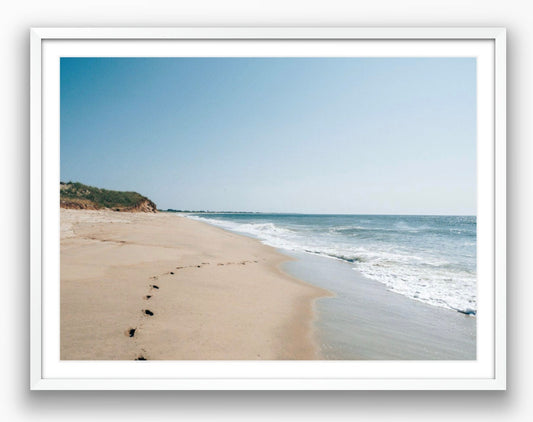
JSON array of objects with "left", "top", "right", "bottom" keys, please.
[{"left": 162, "top": 209, "right": 477, "bottom": 217}]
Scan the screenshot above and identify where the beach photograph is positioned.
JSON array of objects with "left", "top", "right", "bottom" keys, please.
[{"left": 60, "top": 57, "right": 477, "bottom": 361}]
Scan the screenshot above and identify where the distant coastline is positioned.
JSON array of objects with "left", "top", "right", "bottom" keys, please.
[
  {"left": 164, "top": 209, "right": 476, "bottom": 217},
  {"left": 163, "top": 209, "right": 262, "bottom": 214}
]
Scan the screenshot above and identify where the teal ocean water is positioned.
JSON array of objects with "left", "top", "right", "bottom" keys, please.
[{"left": 188, "top": 213, "right": 476, "bottom": 315}]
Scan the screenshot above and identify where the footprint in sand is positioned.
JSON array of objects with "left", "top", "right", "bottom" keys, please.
[
  {"left": 150, "top": 284, "right": 159, "bottom": 290},
  {"left": 127, "top": 328, "right": 136, "bottom": 338},
  {"left": 143, "top": 309, "right": 154, "bottom": 316},
  {"left": 144, "top": 295, "right": 152, "bottom": 300},
  {"left": 135, "top": 355, "right": 147, "bottom": 360}
]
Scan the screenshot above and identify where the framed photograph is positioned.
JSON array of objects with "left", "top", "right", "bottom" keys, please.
[{"left": 30, "top": 27, "right": 506, "bottom": 390}]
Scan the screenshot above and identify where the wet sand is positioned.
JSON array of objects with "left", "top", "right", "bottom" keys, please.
[{"left": 283, "top": 251, "right": 476, "bottom": 360}]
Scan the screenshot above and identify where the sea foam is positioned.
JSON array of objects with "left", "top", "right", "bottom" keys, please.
[{"left": 187, "top": 214, "right": 477, "bottom": 314}]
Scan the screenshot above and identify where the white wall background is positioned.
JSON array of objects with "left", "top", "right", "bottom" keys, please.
[{"left": 0, "top": 0, "right": 529, "bottom": 420}]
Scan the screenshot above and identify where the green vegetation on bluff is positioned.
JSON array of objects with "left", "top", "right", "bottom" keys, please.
[{"left": 60, "top": 182, "right": 157, "bottom": 212}]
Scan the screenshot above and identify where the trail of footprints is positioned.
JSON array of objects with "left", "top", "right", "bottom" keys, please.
[
  {"left": 128, "top": 259, "right": 260, "bottom": 360},
  {"left": 128, "top": 281, "right": 159, "bottom": 360}
]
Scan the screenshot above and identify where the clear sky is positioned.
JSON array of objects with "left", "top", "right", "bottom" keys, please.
[{"left": 60, "top": 57, "right": 476, "bottom": 215}]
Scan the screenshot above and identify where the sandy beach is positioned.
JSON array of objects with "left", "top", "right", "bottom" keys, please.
[{"left": 60, "top": 209, "right": 328, "bottom": 360}]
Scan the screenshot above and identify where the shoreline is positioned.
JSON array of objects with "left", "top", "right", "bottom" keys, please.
[
  {"left": 188, "top": 213, "right": 477, "bottom": 316},
  {"left": 282, "top": 250, "right": 476, "bottom": 359},
  {"left": 188, "top": 215, "right": 476, "bottom": 360},
  {"left": 60, "top": 209, "right": 328, "bottom": 360}
]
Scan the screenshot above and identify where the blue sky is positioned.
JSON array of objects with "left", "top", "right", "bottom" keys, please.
[{"left": 61, "top": 57, "right": 476, "bottom": 214}]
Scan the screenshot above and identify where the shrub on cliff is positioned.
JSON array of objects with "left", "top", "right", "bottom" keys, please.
[{"left": 60, "top": 182, "right": 157, "bottom": 212}]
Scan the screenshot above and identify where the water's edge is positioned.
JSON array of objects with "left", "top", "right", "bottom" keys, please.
[
  {"left": 184, "top": 214, "right": 476, "bottom": 360},
  {"left": 186, "top": 213, "right": 477, "bottom": 315},
  {"left": 280, "top": 250, "right": 476, "bottom": 360}
]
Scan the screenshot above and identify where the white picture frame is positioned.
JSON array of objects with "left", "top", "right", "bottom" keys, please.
[{"left": 30, "top": 27, "right": 506, "bottom": 390}]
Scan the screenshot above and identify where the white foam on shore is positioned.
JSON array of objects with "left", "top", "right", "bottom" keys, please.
[{"left": 187, "top": 215, "right": 476, "bottom": 314}]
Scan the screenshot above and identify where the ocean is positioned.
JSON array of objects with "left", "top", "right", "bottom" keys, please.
[{"left": 187, "top": 213, "right": 477, "bottom": 316}]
